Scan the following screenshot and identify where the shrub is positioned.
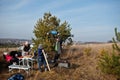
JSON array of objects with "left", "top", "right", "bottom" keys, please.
[
  {"left": 83, "top": 47, "right": 92, "bottom": 56},
  {"left": 98, "top": 49, "right": 120, "bottom": 78}
]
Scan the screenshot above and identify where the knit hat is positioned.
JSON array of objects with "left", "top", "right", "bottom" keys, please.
[
  {"left": 38, "top": 44, "right": 43, "bottom": 49},
  {"left": 3, "top": 52, "right": 8, "bottom": 55}
]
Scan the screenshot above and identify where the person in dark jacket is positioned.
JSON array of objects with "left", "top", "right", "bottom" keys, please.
[
  {"left": 37, "top": 44, "right": 47, "bottom": 72},
  {"left": 22, "top": 41, "right": 31, "bottom": 56},
  {"left": 9, "top": 51, "right": 19, "bottom": 64}
]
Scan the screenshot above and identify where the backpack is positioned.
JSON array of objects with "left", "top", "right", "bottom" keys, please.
[{"left": 8, "top": 73, "right": 24, "bottom": 80}]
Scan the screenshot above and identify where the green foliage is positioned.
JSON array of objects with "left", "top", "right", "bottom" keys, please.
[
  {"left": 32, "top": 12, "right": 72, "bottom": 52},
  {"left": 83, "top": 47, "right": 92, "bottom": 56},
  {"left": 115, "top": 28, "right": 120, "bottom": 41},
  {"left": 0, "top": 43, "right": 19, "bottom": 48},
  {"left": 112, "top": 38, "right": 120, "bottom": 51},
  {"left": 99, "top": 49, "right": 120, "bottom": 77},
  {"left": 99, "top": 28, "right": 120, "bottom": 78},
  {"left": 112, "top": 28, "right": 120, "bottom": 52}
]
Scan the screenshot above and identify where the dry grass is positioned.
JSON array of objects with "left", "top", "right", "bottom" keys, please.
[
  {"left": 0, "top": 47, "right": 17, "bottom": 56},
  {"left": 0, "top": 43, "right": 118, "bottom": 80}
]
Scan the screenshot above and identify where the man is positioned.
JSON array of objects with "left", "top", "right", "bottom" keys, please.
[
  {"left": 53, "top": 37, "right": 62, "bottom": 63},
  {"left": 22, "top": 41, "right": 31, "bottom": 56}
]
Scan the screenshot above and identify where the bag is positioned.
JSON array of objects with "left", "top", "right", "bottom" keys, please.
[
  {"left": 8, "top": 73, "right": 24, "bottom": 80},
  {"left": 58, "top": 60, "right": 70, "bottom": 68},
  {"left": 58, "top": 62, "right": 70, "bottom": 68}
]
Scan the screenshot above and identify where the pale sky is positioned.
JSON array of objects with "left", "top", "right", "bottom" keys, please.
[{"left": 0, "top": 0, "right": 120, "bottom": 42}]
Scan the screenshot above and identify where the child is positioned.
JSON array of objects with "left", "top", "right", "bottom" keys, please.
[{"left": 37, "top": 44, "right": 47, "bottom": 72}]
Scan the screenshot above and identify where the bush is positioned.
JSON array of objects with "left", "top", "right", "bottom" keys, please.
[
  {"left": 83, "top": 47, "right": 92, "bottom": 56},
  {"left": 98, "top": 49, "right": 120, "bottom": 78}
]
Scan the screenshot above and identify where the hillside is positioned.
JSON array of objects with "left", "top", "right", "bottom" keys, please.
[
  {"left": 0, "top": 43, "right": 118, "bottom": 80},
  {"left": 0, "top": 38, "right": 32, "bottom": 45}
]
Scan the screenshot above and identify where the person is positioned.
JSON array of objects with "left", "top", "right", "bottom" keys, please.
[
  {"left": 9, "top": 51, "right": 19, "bottom": 64},
  {"left": 10, "top": 51, "right": 19, "bottom": 57},
  {"left": 32, "top": 50, "right": 37, "bottom": 60},
  {"left": 3, "top": 52, "right": 19, "bottom": 65},
  {"left": 53, "top": 37, "right": 62, "bottom": 63},
  {"left": 37, "top": 44, "right": 47, "bottom": 72},
  {"left": 22, "top": 41, "right": 31, "bottom": 56},
  {"left": 17, "top": 43, "right": 24, "bottom": 57}
]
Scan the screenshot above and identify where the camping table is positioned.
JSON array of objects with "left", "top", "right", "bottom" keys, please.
[
  {"left": 8, "top": 55, "right": 35, "bottom": 75},
  {"left": 18, "top": 55, "right": 34, "bottom": 69}
]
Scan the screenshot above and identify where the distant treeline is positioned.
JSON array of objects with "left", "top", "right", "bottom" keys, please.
[{"left": 0, "top": 43, "right": 20, "bottom": 48}]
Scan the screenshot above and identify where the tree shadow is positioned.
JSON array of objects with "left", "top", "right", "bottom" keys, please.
[{"left": 69, "top": 63, "right": 80, "bottom": 69}]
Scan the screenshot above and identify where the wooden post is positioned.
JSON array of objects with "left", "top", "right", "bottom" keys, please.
[{"left": 42, "top": 50, "right": 51, "bottom": 71}]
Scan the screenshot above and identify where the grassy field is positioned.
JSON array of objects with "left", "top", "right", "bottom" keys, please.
[{"left": 0, "top": 43, "right": 118, "bottom": 80}]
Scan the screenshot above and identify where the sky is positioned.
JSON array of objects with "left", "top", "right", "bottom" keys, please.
[{"left": 0, "top": 0, "right": 120, "bottom": 42}]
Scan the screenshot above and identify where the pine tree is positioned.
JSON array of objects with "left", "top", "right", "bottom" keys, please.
[
  {"left": 112, "top": 28, "right": 120, "bottom": 52},
  {"left": 98, "top": 28, "right": 120, "bottom": 78},
  {"left": 32, "top": 12, "right": 72, "bottom": 52}
]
